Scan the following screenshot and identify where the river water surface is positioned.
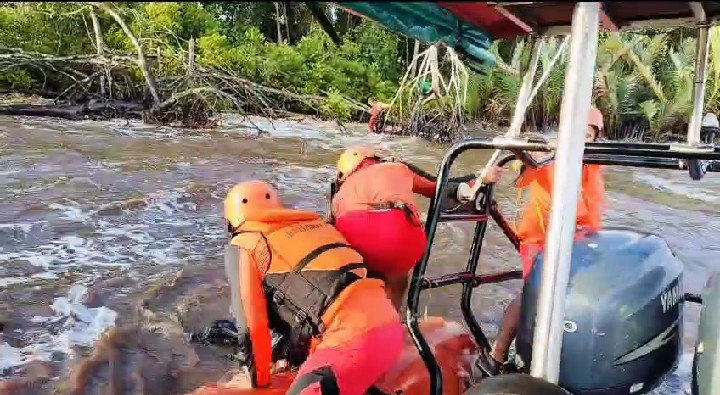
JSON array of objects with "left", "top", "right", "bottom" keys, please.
[{"left": 1, "top": 115, "right": 719, "bottom": 395}]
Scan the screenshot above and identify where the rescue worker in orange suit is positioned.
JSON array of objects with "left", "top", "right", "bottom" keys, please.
[
  {"left": 368, "top": 100, "right": 390, "bottom": 134},
  {"left": 330, "top": 147, "right": 501, "bottom": 310},
  {"left": 475, "top": 106, "right": 608, "bottom": 376},
  {"left": 224, "top": 180, "right": 404, "bottom": 395}
]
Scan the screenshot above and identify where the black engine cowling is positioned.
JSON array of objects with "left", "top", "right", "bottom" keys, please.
[{"left": 516, "top": 229, "right": 683, "bottom": 395}]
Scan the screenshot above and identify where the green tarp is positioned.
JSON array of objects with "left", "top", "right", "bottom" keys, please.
[{"left": 339, "top": 2, "right": 496, "bottom": 67}]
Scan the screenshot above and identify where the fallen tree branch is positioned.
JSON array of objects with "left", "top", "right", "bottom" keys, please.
[
  {"left": 0, "top": 100, "right": 145, "bottom": 120},
  {"left": 1, "top": 43, "right": 371, "bottom": 128},
  {"left": 89, "top": 9, "right": 110, "bottom": 97},
  {"left": 382, "top": 44, "right": 470, "bottom": 142},
  {"left": 87, "top": 2, "right": 161, "bottom": 106}
]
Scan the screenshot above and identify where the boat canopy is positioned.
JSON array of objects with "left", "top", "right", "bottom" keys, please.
[
  {"left": 337, "top": 2, "right": 720, "bottom": 66},
  {"left": 337, "top": 2, "right": 502, "bottom": 67}
]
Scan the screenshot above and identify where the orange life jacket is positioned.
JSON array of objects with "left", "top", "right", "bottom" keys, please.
[
  {"left": 514, "top": 163, "right": 606, "bottom": 245},
  {"left": 229, "top": 208, "right": 395, "bottom": 387},
  {"left": 231, "top": 209, "right": 374, "bottom": 336}
]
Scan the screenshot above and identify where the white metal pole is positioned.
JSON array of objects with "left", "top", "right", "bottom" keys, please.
[
  {"left": 687, "top": 23, "right": 710, "bottom": 145},
  {"left": 464, "top": 37, "right": 544, "bottom": 199},
  {"left": 508, "top": 35, "right": 544, "bottom": 137},
  {"left": 529, "top": 2, "right": 601, "bottom": 384},
  {"left": 528, "top": 36, "right": 570, "bottom": 104}
]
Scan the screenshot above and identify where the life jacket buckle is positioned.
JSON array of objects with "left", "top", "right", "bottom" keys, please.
[
  {"left": 294, "top": 310, "right": 308, "bottom": 324},
  {"left": 392, "top": 202, "right": 419, "bottom": 225},
  {"left": 272, "top": 290, "right": 286, "bottom": 304},
  {"left": 370, "top": 201, "right": 411, "bottom": 213}
]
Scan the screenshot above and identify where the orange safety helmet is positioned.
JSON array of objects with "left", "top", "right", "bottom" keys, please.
[
  {"left": 336, "top": 146, "right": 378, "bottom": 181},
  {"left": 224, "top": 180, "right": 282, "bottom": 230},
  {"left": 588, "top": 106, "right": 604, "bottom": 138}
]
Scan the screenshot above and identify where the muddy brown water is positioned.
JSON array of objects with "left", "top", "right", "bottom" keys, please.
[{"left": 1, "top": 115, "right": 719, "bottom": 395}]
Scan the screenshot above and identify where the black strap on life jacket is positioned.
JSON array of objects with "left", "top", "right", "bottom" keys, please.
[
  {"left": 366, "top": 386, "right": 401, "bottom": 395},
  {"left": 294, "top": 242, "right": 352, "bottom": 271},
  {"left": 327, "top": 180, "right": 339, "bottom": 224},
  {"left": 262, "top": 240, "right": 366, "bottom": 339},
  {"left": 286, "top": 366, "right": 340, "bottom": 395}
]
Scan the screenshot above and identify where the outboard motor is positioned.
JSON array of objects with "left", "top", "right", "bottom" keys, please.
[{"left": 516, "top": 229, "right": 683, "bottom": 395}]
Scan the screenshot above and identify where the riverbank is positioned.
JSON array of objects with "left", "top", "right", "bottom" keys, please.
[
  {"left": 0, "top": 91, "right": 367, "bottom": 129},
  {"left": 0, "top": 92, "right": 702, "bottom": 145}
]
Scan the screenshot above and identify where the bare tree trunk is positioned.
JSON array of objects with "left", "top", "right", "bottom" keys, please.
[
  {"left": 89, "top": 9, "right": 109, "bottom": 97},
  {"left": 428, "top": 45, "right": 440, "bottom": 98},
  {"left": 283, "top": 2, "right": 291, "bottom": 44},
  {"left": 187, "top": 37, "right": 195, "bottom": 76},
  {"left": 274, "top": 2, "right": 284, "bottom": 44},
  {"left": 411, "top": 40, "right": 421, "bottom": 77},
  {"left": 89, "top": 2, "right": 161, "bottom": 107}
]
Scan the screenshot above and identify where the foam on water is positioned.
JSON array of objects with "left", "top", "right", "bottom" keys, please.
[
  {"left": 51, "top": 285, "right": 119, "bottom": 349},
  {"left": 0, "top": 342, "right": 25, "bottom": 370},
  {"left": 0, "top": 285, "right": 118, "bottom": 372},
  {"left": 0, "top": 272, "right": 59, "bottom": 287},
  {"left": 0, "top": 249, "right": 54, "bottom": 270},
  {"left": 649, "top": 352, "right": 694, "bottom": 394},
  {"left": 270, "top": 164, "right": 337, "bottom": 212},
  {"left": 107, "top": 122, "right": 186, "bottom": 140},
  {"left": 0, "top": 169, "right": 20, "bottom": 177},
  {"left": 0, "top": 277, "right": 29, "bottom": 287},
  {"left": 0, "top": 222, "right": 34, "bottom": 234},
  {"left": 49, "top": 202, "right": 94, "bottom": 222},
  {"left": 5, "top": 182, "right": 226, "bottom": 273},
  {"left": 221, "top": 114, "right": 426, "bottom": 154},
  {"left": 32, "top": 272, "right": 59, "bottom": 280},
  {"left": 635, "top": 173, "right": 720, "bottom": 203}
]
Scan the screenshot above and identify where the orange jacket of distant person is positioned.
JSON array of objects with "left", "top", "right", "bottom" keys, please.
[
  {"left": 514, "top": 106, "right": 608, "bottom": 246},
  {"left": 331, "top": 147, "right": 437, "bottom": 305},
  {"left": 368, "top": 100, "right": 390, "bottom": 134},
  {"left": 331, "top": 155, "right": 437, "bottom": 221},
  {"left": 514, "top": 163, "right": 607, "bottom": 245}
]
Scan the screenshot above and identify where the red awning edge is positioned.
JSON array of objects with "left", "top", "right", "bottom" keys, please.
[{"left": 437, "top": 2, "right": 532, "bottom": 39}]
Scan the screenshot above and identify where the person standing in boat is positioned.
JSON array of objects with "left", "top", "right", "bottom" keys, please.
[
  {"left": 476, "top": 106, "right": 608, "bottom": 376},
  {"left": 223, "top": 180, "right": 403, "bottom": 395},
  {"left": 330, "top": 146, "right": 502, "bottom": 310}
]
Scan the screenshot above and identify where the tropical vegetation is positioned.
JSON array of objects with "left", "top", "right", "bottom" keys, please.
[{"left": 1, "top": 2, "right": 720, "bottom": 140}]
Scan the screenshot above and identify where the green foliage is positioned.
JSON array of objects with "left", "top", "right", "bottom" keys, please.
[
  {"left": 0, "top": 3, "right": 94, "bottom": 54},
  {"left": 194, "top": 22, "right": 401, "bottom": 107},
  {"left": 0, "top": 2, "right": 402, "bottom": 120},
  {"left": 470, "top": 28, "right": 720, "bottom": 139},
  {"left": 0, "top": 69, "right": 37, "bottom": 92},
  {"left": 2, "top": 1, "right": 720, "bottom": 134},
  {"left": 321, "top": 88, "right": 354, "bottom": 120},
  {"left": 143, "top": 2, "right": 219, "bottom": 40}
]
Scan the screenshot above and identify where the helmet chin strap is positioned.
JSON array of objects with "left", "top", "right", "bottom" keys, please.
[{"left": 226, "top": 219, "right": 246, "bottom": 239}]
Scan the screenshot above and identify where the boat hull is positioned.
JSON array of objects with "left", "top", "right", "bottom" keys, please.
[{"left": 185, "top": 316, "right": 479, "bottom": 395}]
